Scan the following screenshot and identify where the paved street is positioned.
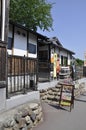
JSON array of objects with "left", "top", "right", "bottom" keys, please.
[{"left": 33, "top": 93, "right": 86, "bottom": 130}]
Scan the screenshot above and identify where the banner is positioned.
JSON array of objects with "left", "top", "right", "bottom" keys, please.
[{"left": 53, "top": 53, "right": 57, "bottom": 78}]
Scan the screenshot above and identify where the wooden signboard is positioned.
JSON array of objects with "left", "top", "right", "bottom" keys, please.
[{"left": 59, "top": 81, "right": 74, "bottom": 112}]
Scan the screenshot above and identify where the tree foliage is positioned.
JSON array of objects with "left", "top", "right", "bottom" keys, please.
[
  {"left": 9, "top": 0, "right": 53, "bottom": 31},
  {"left": 75, "top": 58, "right": 84, "bottom": 66}
]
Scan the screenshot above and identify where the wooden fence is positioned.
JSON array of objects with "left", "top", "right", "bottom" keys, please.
[
  {"left": 0, "top": 46, "right": 6, "bottom": 81},
  {"left": 75, "top": 65, "right": 83, "bottom": 80},
  {"left": 7, "top": 55, "right": 37, "bottom": 97}
]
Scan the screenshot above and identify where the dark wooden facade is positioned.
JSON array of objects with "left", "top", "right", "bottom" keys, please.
[
  {"left": 0, "top": 0, "right": 9, "bottom": 89},
  {"left": 7, "top": 55, "right": 37, "bottom": 97},
  {"left": 38, "top": 40, "right": 51, "bottom": 82}
]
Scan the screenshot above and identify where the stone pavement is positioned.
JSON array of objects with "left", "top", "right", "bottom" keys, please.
[{"left": 33, "top": 93, "right": 86, "bottom": 130}]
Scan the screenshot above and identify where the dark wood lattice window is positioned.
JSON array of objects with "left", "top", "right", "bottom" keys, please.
[
  {"left": 0, "top": 46, "right": 6, "bottom": 81},
  {"left": 0, "top": 0, "right": 2, "bottom": 39},
  {"left": 8, "top": 37, "right": 13, "bottom": 49}
]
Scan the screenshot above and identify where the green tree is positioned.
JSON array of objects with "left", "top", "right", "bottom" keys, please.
[
  {"left": 9, "top": 0, "right": 53, "bottom": 31},
  {"left": 75, "top": 58, "right": 84, "bottom": 66}
]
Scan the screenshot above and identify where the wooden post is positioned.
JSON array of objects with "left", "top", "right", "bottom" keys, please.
[
  {"left": 48, "top": 43, "right": 51, "bottom": 81},
  {"left": 0, "top": 0, "right": 9, "bottom": 86},
  {"left": 0, "top": 0, "right": 10, "bottom": 111}
]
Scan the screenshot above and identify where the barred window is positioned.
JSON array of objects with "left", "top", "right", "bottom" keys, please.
[
  {"left": 28, "top": 43, "right": 36, "bottom": 54},
  {"left": 8, "top": 37, "right": 13, "bottom": 49},
  {"left": 0, "top": 47, "right": 6, "bottom": 81}
]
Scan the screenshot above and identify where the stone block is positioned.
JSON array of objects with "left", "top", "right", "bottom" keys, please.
[
  {"left": 33, "top": 119, "right": 38, "bottom": 126},
  {"left": 47, "top": 95, "right": 55, "bottom": 100},
  {"left": 41, "top": 95, "right": 47, "bottom": 100},
  {"left": 33, "top": 109, "right": 39, "bottom": 115},
  {"left": 40, "top": 93, "right": 45, "bottom": 96},
  {"left": 21, "top": 108, "right": 30, "bottom": 117},
  {"left": 30, "top": 113, "right": 36, "bottom": 122},
  {"left": 27, "top": 121, "right": 33, "bottom": 129},
  {"left": 48, "top": 91, "right": 54, "bottom": 95},
  {"left": 38, "top": 106, "right": 42, "bottom": 113},
  {"left": 29, "top": 103, "right": 38, "bottom": 110},
  {"left": 54, "top": 96, "right": 59, "bottom": 100},
  {"left": 55, "top": 84, "right": 61, "bottom": 88},
  {"left": 36, "top": 112, "right": 42, "bottom": 121},
  {"left": 12, "top": 124, "right": 19, "bottom": 130},
  {"left": 18, "top": 118, "right": 26, "bottom": 129},
  {"left": 3, "top": 128, "right": 13, "bottom": 130},
  {"left": 25, "top": 116, "right": 31, "bottom": 124},
  {"left": 14, "top": 113, "right": 22, "bottom": 123},
  {"left": 3, "top": 117, "right": 16, "bottom": 128},
  {"left": 51, "top": 88, "right": 60, "bottom": 92}
]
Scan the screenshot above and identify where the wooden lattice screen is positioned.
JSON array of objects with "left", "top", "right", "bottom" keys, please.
[
  {"left": 0, "top": 46, "right": 6, "bottom": 81},
  {"left": 8, "top": 56, "right": 37, "bottom": 76}
]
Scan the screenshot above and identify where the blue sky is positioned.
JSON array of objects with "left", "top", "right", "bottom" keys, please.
[{"left": 38, "top": 0, "right": 86, "bottom": 60}]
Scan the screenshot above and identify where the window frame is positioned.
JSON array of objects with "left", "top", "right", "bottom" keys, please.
[
  {"left": 28, "top": 42, "right": 37, "bottom": 54},
  {"left": 8, "top": 37, "right": 13, "bottom": 50}
]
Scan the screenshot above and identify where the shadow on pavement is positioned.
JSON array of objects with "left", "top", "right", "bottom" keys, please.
[
  {"left": 75, "top": 98, "right": 86, "bottom": 103},
  {"left": 49, "top": 104, "right": 70, "bottom": 112},
  {"left": 81, "top": 93, "right": 86, "bottom": 96}
]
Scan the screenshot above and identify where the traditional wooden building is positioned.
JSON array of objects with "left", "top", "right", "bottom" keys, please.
[
  {"left": 38, "top": 37, "right": 75, "bottom": 80},
  {"left": 7, "top": 21, "right": 49, "bottom": 96},
  {"left": 0, "top": 12, "right": 75, "bottom": 113},
  {"left": 0, "top": 0, "right": 75, "bottom": 113},
  {"left": 3, "top": 20, "right": 75, "bottom": 96},
  {"left": 7, "top": 22, "right": 75, "bottom": 86}
]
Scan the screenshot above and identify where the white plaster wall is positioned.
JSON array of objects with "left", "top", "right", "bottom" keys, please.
[
  {"left": 51, "top": 47, "right": 72, "bottom": 65},
  {"left": 68, "top": 54, "right": 71, "bottom": 65},
  {"left": 7, "top": 27, "right": 38, "bottom": 58},
  {"left": 14, "top": 27, "right": 27, "bottom": 56},
  {"left": 51, "top": 48, "right": 54, "bottom": 58},
  {"left": 51, "top": 48, "right": 60, "bottom": 59},
  {"left": 7, "top": 50, "right": 12, "bottom": 55},
  {"left": 55, "top": 47, "right": 59, "bottom": 54},
  {"left": 59, "top": 50, "right": 68, "bottom": 65},
  {"left": 60, "top": 50, "right": 67, "bottom": 57},
  {"left": 59, "top": 55, "right": 61, "bottom": 65},
  {"left": 28, "top": 33, "right": 37, "bottom": 58},
  {"left": 60, "top": 52, "right": 71, "bottom": 65}
]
